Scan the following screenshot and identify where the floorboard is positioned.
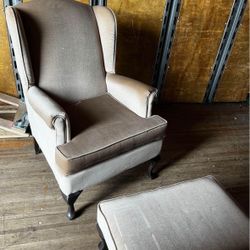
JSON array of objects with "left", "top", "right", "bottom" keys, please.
[{"left": 0, "top": 103, "right": 248, "bottom": 249}]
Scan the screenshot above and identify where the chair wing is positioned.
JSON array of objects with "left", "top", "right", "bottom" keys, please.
[
  {"left": 93, "top": 6, "right": 117, "bottom": 74},
  {"left": 4, "top": 0, "right": 167, "bottom": 221},
  {"left": 5, "top": 6, "right": 34, "bottom": 93},
  {"left": 93, "top": 6, "right": 157, "bottom": 118}
]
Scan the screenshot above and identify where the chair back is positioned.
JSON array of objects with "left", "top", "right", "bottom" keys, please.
[{"left": 8, "top": 0, "right": 107, "bottom": 104}]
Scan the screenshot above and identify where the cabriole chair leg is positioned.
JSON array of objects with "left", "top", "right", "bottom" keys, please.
[
  {"left": 34, "top": 139, "right": 42, "bottom": 154},
  {"left": 97, "top": 224, "right": 108, "bottom": 250},
  {"left": 61, "top": 190, "right": 82, "bottom": 220},
  {"left": 148, "top": 155, "right": 161, "bottom": 180}
]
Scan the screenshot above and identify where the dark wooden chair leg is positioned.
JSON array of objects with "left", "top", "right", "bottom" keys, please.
[
  {"left": 61, "top": 190, "right": 82, "bottom": 220},
  {"left": 34, "top": 139, "right": 42, "bottom": 154},
  {"left": 148, "top": 155, "right": 161, "bottom": 179},
  {"left": 97, "top": 224, "right": 108, "bottom": 250}
]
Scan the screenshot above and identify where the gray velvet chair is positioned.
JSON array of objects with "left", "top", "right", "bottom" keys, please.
[{"left": 5, "top": 0, "right": 167, "bottom": 220}]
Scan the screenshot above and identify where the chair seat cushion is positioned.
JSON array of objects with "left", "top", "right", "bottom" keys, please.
[
  {"left": 55, "top": 94, "right": 167, "bottom": 175},
  {"left": 97, "top": 176, "right": 249, "bottom": 250}
]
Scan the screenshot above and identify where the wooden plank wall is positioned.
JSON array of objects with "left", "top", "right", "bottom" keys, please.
[
  {"left": 0, "top": 103, "right": 248, "bottom": 248},
  {"left": 108, "top": 0, "right": 165, "bottom": 84},
  {"left": 0, "top": 0, "right": 248, "bottom": 102},
  {"left": 23, "top": 1, "right": 89, "bottom": 4},
  {"left": 162, "top": 0, "right": 234, "bottom": 102},
  {"left": 0, "top": 0, "right": 17, "bottom": 97},
  {"left": 214, "top": 4, "right": 249, "bottom": 102},
  {"left": 23, "top": 0, "right": 89, "bottom": 3}
]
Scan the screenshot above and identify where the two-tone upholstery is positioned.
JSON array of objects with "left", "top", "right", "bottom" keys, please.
[
  {"left": 5, "top": 0, "right": 167, "bottom": 208},
  {"left": 55, "top": 94, "right": 166, "bottom": 175},
  {"left": 97, "top": 176, "right": 249, "bottom": 250}
]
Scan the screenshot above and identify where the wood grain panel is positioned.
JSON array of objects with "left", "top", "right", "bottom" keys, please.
[
  {"left": 0, "top": 103, "right": 248, "bottom": 249},
  {"left": 23, "top": 0, "right": 89, "bottom": 4},
  {"left": 214, "top": 4, "right": 249, "bottom": 102},
  {"left": 163, "top": 0, "right": 233, "bottom": 103},
  {"left": 108, "top": 0, "right": 165, "bottom": 84},
  {"left": 75, "top": 0, "right": 89, "bottom": 4},
  {"left": 0, "top": 0, "right": 17, "bottom": 96}
]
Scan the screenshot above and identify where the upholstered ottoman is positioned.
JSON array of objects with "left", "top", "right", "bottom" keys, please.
[{"left": 97, "top": 176, "right": 249, "bottom": 250}]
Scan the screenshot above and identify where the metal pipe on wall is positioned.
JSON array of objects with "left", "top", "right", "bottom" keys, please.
[
  {"left": 204, "top": 0, "right": 248, "bottom": 103},
  {"left": 152, "top": 0, "right": 181, "bottom": 96}
]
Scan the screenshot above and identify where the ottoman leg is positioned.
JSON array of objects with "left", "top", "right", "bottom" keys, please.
[
  {"left": 148, "top": 155, "right": 161, "bottom": 179},
  {"left": 97, "top": 224, "right": 108, "bottom": 250},
  {"left": 61, "top": 190, "right": 82, "bottom": 220}
]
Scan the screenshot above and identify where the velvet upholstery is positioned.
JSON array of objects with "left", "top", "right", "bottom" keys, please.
[
  {"left": 5, "top": 0, "right": 167, "bottom": 197},
  {"left": 56, "top": 94, "right": 166, "bottom": 175},
  {"left": 15, "top": 0, "right": 106, "bottom": 104},
  {"left": 106, "top": 73, "right": 157, "bottom": 118}
]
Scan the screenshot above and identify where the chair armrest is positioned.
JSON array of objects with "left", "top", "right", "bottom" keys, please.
[
  {"left": 27, "top": 86, "right": 71, "bottom": 142},
  {"left": 106, "top": 73, "right": 157, "bottom": 118}
]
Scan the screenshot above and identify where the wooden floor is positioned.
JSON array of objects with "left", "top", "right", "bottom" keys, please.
[{"left": 0, "top": 103, "right": 248, "bottom": 249}]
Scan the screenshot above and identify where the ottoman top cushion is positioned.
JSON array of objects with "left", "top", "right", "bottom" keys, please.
[{"left": 97, "top": 176, "right": 249, "bottom": 250}]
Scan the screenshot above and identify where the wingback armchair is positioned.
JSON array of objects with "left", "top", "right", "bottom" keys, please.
[{"left": 5, "top": 0, "right": 167, "bottom": 220}]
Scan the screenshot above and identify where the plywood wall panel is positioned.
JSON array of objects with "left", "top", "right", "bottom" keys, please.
[
  {"left": 1, "top": 0, "right": 247, "bottom": 103},
  {"left": 75, "top": 0, "right": 89, "bottom": 4},
  {"left": 162, "top": 0, "right": 233, "bottom": 103},
  {"left": 108, "top": 0, "right": 165, "bottom": 84},
  {"left": 23, "top": 0, "right": 89, "bottom": 4},
  {"left": 0, "top": 0, "right": 17, "bottom": 96},
  {"left": 214, "top": 4, "right": 249, "bottom": 102}
]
